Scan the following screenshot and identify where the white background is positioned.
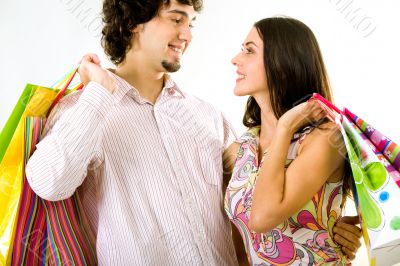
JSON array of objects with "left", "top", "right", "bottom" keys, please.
[{"left": 1, "top": 0, "right": 399, "bottom": 265}]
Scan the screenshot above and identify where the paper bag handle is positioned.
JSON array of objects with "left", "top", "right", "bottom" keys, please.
[
  {"left": 310, "top": 93, "right": 343, "bottom": 123},
  {"left": 46, "top": 66, "right": 83, "bottom": 116}
]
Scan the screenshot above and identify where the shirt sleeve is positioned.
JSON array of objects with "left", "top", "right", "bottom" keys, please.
[
  {"left": 26, "top": 81, "right": 114, "bottom": 201},
  {"left": 222, "top": 112, "right": 238, "bottom": 149}
]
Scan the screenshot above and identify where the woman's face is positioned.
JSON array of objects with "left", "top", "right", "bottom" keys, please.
[{"left": 231, "top": 27, "right": 268, "bottom": 97}]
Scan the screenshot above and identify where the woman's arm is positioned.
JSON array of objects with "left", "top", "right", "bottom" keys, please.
[{"left": 250, "top": 102, "right": 346, "bottom": 232}]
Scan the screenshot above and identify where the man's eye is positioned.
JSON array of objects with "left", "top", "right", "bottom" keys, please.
[{"left": 173, "top": 18, "right": 182, "bottom": 24}]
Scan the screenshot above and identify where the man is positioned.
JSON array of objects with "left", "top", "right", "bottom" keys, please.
[{"left": 27, "top": 0, "right": 361, "bottom": 264}]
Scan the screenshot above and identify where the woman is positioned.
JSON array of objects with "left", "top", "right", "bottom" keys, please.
[{"left": 224, "top": 17, "right": 354, "bottom": 265}]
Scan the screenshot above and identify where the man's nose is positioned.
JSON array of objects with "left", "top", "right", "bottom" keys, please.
[{"left": 178, "top": 26, "right": 192, "bottom": 43}]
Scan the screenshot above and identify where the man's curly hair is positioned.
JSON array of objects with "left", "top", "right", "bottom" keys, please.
[{"left": 101, "top": 0, "right": 203, "bottom": 65}]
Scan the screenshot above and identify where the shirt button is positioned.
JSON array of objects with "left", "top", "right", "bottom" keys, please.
[{"left": 168, "top": 88, "right": 175, "bottom": 95}]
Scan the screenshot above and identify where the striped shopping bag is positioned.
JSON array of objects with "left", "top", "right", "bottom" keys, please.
[{"left": 1, "top": 67, "right": 97, "bottom": 265}]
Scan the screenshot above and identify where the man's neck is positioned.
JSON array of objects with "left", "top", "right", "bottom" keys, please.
[{"left": 114, "top": 58, "right": 166, "bottom": 104}]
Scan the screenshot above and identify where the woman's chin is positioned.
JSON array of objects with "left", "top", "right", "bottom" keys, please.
[{"left": 233, "top": 88, "right": 249, "bottom": 97}]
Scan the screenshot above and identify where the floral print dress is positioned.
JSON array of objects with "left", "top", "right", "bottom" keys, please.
[{"left": 224, "top": 126, "right": 348, "bottom": 265}]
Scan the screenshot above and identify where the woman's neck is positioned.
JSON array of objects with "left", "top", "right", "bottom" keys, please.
[{"left": 253, "top": 95, "right": 278, "bottom": 159}]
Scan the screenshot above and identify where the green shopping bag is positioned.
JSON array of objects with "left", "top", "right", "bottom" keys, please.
[
  {"left": 312, "top": 93, "right": 400, "bottom": 266},
  {"left": 0, "top": 84, "right": 36, "bottom": 163}
]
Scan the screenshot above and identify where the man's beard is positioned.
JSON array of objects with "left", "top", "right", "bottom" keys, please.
[{"left": 162, "top": 60, "right": 181, "bottom": 72}]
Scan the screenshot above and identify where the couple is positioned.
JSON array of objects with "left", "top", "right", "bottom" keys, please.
[{"left": 26, "top": 0, "right": 362, "bottom": 265}]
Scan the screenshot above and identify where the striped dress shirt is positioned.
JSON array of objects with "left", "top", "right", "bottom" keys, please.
[{"left": 26, "top": 72, "right": 239, "bottom": 265}]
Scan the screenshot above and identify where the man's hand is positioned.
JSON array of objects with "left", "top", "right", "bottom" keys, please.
[
  {"left": 333, "top": 215, "right": 362, "bottom": 260},
  {"left": 78, "top": 53, "right": 116, "bottom": 93}
]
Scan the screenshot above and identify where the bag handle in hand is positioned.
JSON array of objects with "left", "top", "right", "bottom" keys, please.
[
  {"left": 310, "top": 93, "right": 343, "bottom": 123},
  {"left": 46, "top": 66, "right": 83, "bottom": 116}
]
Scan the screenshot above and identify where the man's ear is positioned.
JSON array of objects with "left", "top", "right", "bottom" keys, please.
[{"left": 132, "top": 24, "right": 143, "bottom": 33}]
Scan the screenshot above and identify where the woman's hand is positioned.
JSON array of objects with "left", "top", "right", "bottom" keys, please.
[{"left": 277, "top": 100, "right": 327, "bottom": 134}]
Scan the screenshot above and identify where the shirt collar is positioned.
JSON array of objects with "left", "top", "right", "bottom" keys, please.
[
  {"left": 108, "top": 70, "right": 185, "bottom": 104},
  {"left": 162, "top": 74, "right": 185, "bottom": 98}
]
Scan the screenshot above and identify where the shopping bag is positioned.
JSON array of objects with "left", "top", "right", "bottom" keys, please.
[
  {"left": 11, "top": 117, "right": 48, "bottom": 265},
  {"left": 0, "top": 67, "right": 77, "bottom": 164},
  {"left": 12, "top": 117, "right": 96, "bottom": 266},
  {"left": 0, "top": 84, "right": 36, "bottom": 163},
  {"left": 0, "top": 67, "right": 96, "bottom": 265},
  {"left": 0, "top": 84, "right": 65, "bottom": 265},
  {"left": 343, "top": 108, "right": 400, "bottom": 187},
  {"left": 311, "top": 93, "right": 400, "bottom": 266}
]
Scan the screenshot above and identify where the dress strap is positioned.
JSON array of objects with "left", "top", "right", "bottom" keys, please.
[
  {"left": 234, "top": 126, "right": 260, "bottom": 146},
  {"left": 287, "top": 126, "right": 315, "bottom": 161}
]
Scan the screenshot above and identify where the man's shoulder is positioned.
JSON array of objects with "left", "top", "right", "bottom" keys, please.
[
  {"left": 41, "top": 89, "right": 84, "bottom": 135},
  {"left": 183, "top": 93, "right": 223, "bottom": 117},
  {"left": 59, "top": 89, "right": 84, "bottom": 107},
  {"left": 47, "top": 90, "right": 83, "bottom": 119}
]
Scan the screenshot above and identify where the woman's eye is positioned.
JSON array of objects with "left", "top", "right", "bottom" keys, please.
[{"left": 242, "top": 47, "right": 253, "bottom": 54}]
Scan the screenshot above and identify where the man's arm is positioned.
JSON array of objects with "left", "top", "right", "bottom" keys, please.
[
  {"left": 223, "top": 144, "right": 249, "bottom": 265},
  {"left": 333, "top": 215, "right": 362, "bottom": 260},
  {"left": 26, "top": 81, "right": 113, "bottom": 201},
  {"left": 231, "top": 223, "right": 249, "bottom": 266},
  {"left": 26, "top": 54, "right": 116, "bottom": 201}
]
